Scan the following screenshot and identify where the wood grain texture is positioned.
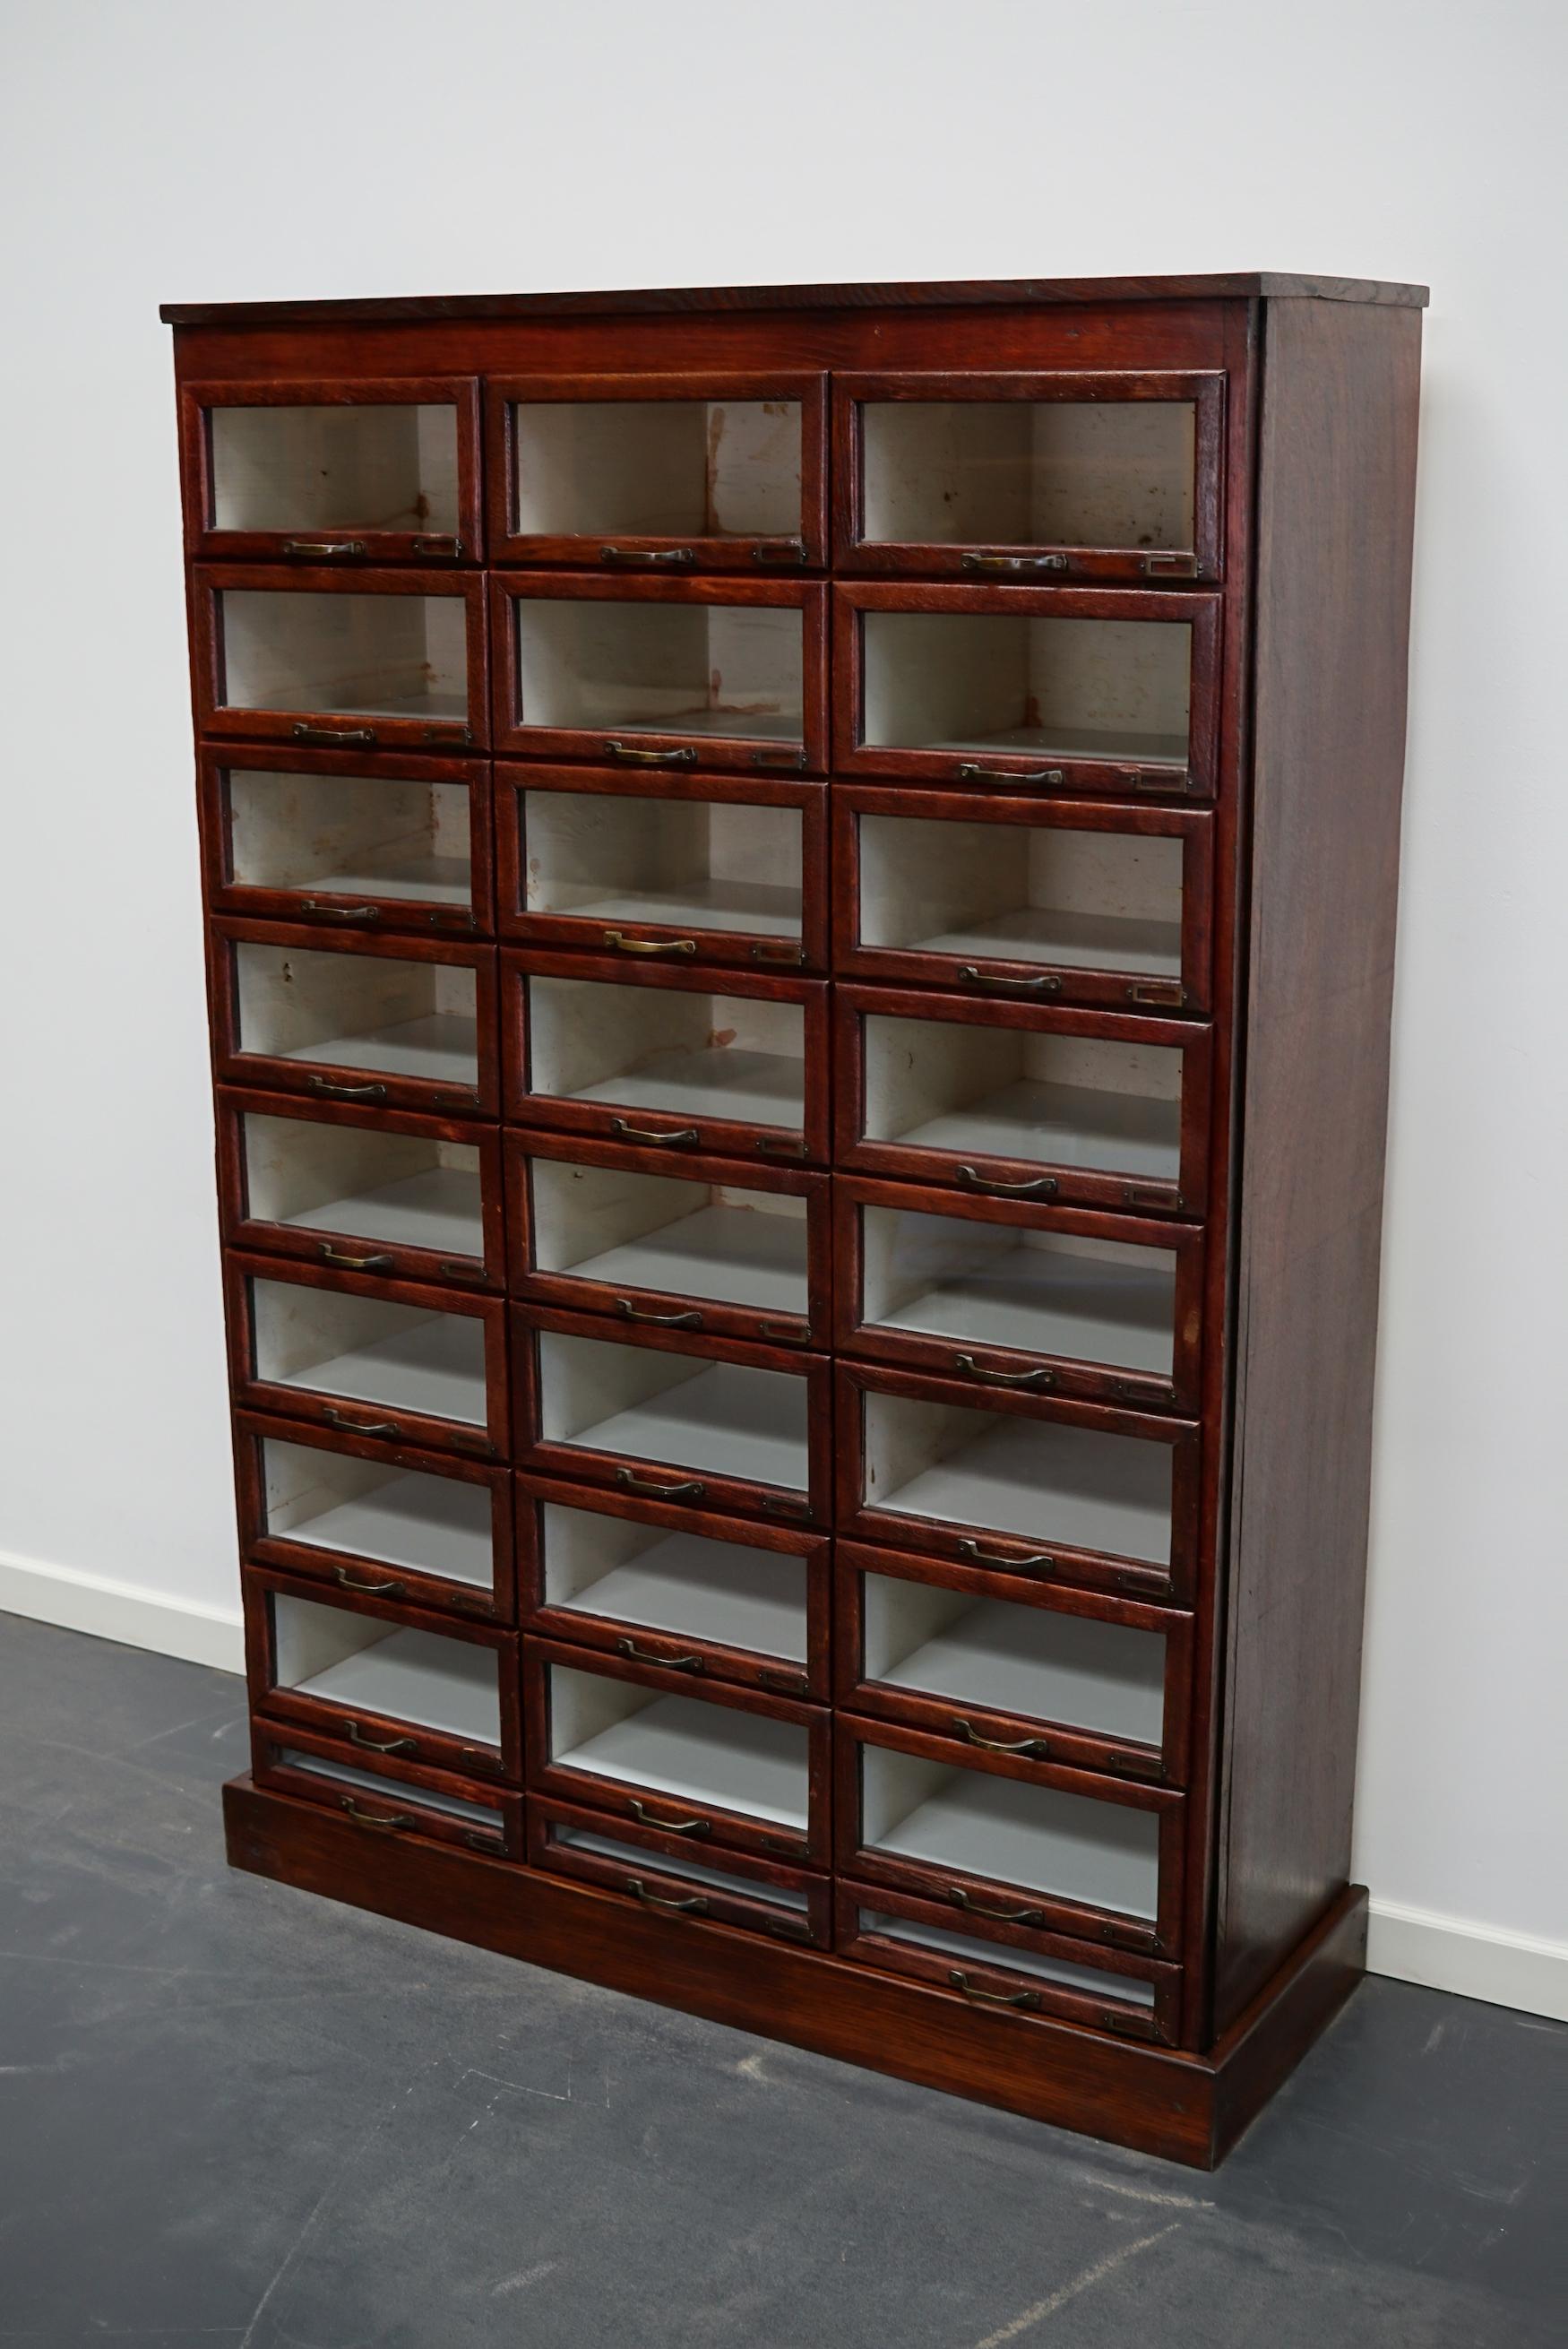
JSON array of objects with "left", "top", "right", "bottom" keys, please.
[{"left": 1211, "top": 297, "right": 1423, "bottom": 2029}]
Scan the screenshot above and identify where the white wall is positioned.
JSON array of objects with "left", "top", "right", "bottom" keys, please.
[{"left": 2, "top": 0, "right": 1564, "bottom": 2017}]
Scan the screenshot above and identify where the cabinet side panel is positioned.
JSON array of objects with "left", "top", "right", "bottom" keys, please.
[{"left": 1214, "top": 298, "right": 1421, "bottom": 2029}]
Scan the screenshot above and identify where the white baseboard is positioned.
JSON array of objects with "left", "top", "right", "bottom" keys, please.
[
  {"left": 0, "top": 1546, "right": 245, "bottom": 1675},
  {"left": 3, "top": 1547, "right": 1565, "bottom": 2023}
]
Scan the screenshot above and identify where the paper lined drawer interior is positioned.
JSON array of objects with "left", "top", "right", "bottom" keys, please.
[
  {"left": 216, "top": 590, "right": 470, "bottom": 722},
  {"left": 539, "top": 1500, "right": 808, "bottom": 1660},
  {"left": 227, "top": 768, "right": 472, "bottom": 906},
  {"left": 527, "top": 975, "right": 804, "bottom": 1129},
  {"left": 250, "top": 1277, "right": 487, "bottom": 1424},
  {"left": 862, "top": 1576, "right": 1165, "bottom": 1742},
  {"left": 861, "top": 612, "right": 1191, "bottom": 765},
  {"left": 547, "top": 1662, "right": 810, "bottom": 1828},
  {"left": 858, "top": 1909, "right": 1158, "bottom": 2006},
  {"left": 242, "top": 1111, "right": 483, "bottom": 1257},
  {"left": 530, "top": 1156, "right": 808, "bottom": 1316},
  {"left": 235, "top": 944, "right": 478, "bottom": 1088},
  {"left": 260, "top": 1435, "right": 494, "bottom": 1586},
  {"left": 860, "top": 1744, "right": 1159, "bottom": 1916},
  {"left": 511, "top": 599, "right": 803, "bottom": 741},
  {"left": 859, "top": 401, "right": 1196, "bottom": 554},
  {"left": 208, "top": 404, "right": 460, "bottom": 538},
  {"left": 511, "top": 400, "right": 803, "bottom": 540},
  {"left": 271, "top": 1593, "right": 501, "bottom": 1742},
  {"left": 857, "top": 813, "right": 1183, "bottom": 974},
  {"left": 861, "top": 1388, "right": 1173, "bottom": 1564},
  {"left": 535, "top": 1330, "right": 810, "bottom": 1491},
  {"left": 523, "top": 789, "right": 803, "bottom": 939},
  {"left": 860, "top": 1205, "right": 1176, "bottom": 1373},
  {"left": 862, "top": 1012, "right": 1182, "bottom": 1179}
]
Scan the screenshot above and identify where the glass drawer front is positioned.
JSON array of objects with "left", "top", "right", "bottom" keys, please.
[
  {"left": 510, "top": 597, "right": 803, "bottom": 745},
  {"left": 224, "top": 765, "right": 474, "bottom": 916},
  {"left": 242, "top": 1110, "right": 484, "bottom": 1264},
  {"left": 259, "top": 1435, "right": 495, "bottom": 1593},
  {"left": 511, "top": 399, "right": 804, "bottom": 544},
  {"left": 538, "top": 1498, "right": 808, "bottom": 1664},
  {"left": 533, "top": 1329, "right": 810, "bottom": 1496},
  {"left": 858, "top": 1908, "right": 1159, "bottom": 2009},
  {"left": 250, "top": 1276, "right": 488, "bottom": 1427},
  {"left": 525, "top": 973, "right": 806, "bottom": 1134},
  {"left": 270, "top": 1591, "right": 502, "bottom": 1748},
  {"left": 547, "top": 1660, "right": 811, "bottom": 1834},
  {"left": 860, "top": 1743, "right": 1159, "bottom": 1920},
  {"left": 522, "top": 787, "right": 804, "bottom": 946},
  {"left": 530, "top": 1154, "right": 809, "bottom": 1320},
  {"left": 543, "top": 1821, "right": 817, "bottom": 1937},
  {"left": 209, "top": 404, "right": 461, "bottom": 542},
  {"left": 217, "top": 589, "right": 470, "bottom": 725},
  {"left": 234, "top": 942, "right": 478, "bottom": 1093}
]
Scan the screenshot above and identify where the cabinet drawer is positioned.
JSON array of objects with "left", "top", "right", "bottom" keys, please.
[
  {"left": 487, "top": 372, "right": 827, "bottom": 572},
  {"left": 837, "top": 1541, "right": 1189, "bottom": 1785},
  {"left": 508, "top": 1130, "right": 829, "bottom": 1351},
  {"left": 180, "top": 376, "right": 481, "bottom": 566},
  {"left": 831, "top": 786, "right": 1210, "bottom": 1015},
  {"left": 504, "top": 951, "right": 829, "bottom": 1167},
  {"left": 834, "top": 984, "right": 1210, "bottom": 1219},
  {"left": 495, "top": 763, "right": 827, "bottom": 973},
  {"left": 836, "top": 1881, "right": 1177, "bottom": 2043},
  {"left": 193, "top": 566, "right": 487, "bottom": 752},
  {"left": 489, "top": 574, "right": 828, "bottom": 773},
  {"left": 235, "top": 1409, "right": 513, "bottom": 1623},
  {"left": 513, "top": 1306, "right": 829, "bottom": 1530},
  {"left": 831, "top": 583, "right": 1219, "bottom": 799},
  {"left": 518, "top": 1472, "right": 825, "bottom": 1699},
  {"left": 833, "top": 1176, "right": 1200, "bottom": 1413},
  {"left": 527, "top": 1637, "right": 829, "bottom": 1865},
  {"left": 227, "top": 1253, "right": 506, "bottom": 1462},
  {"left": 837, "top": 1714, "right": 1183, "bottom": 1956},
  {"left": 217, "top": 1090, "right": 503, "bottom": 1292},
  {"left": 246, "top": 1567, "right": 520, "bottom": 1783},
  {"left": 252, "top": 1722, "right": 521, "bottom": 1859},
  {"left": 198, "top": 746, "right": 492, "bottom": 937},
  {"left": 832, "top": 368, "right": 1225, "bottom": 587},
  {"left": 210, "top": 920, "right": 498, "bottom": 1120},
  {"left": 531, "top": 1799, "right": 829, "bottom": 1947},
  {"left": 836, "top": 1359, "right": 1198, "bottom": 1606}
]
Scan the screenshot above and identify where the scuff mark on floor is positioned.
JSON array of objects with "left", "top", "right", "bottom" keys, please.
[
  {"left": 491, "top": 2259, "right": 560, "bottom": 2296},
  {"left": 971, "top": 2221, "right": 1179, "bottom": 2347}
]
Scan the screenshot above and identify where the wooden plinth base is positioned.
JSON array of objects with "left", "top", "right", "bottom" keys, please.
[{"left": 224, "top": 1777, "right": 1366, "bottom": 2170}]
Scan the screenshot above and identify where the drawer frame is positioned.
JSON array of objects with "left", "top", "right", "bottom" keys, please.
[
  {"left": 251, "top": 1719, "right": 522, "bottom": 1858},
  {"left": 531, "top": 1794, "right": 831, "bottom": 1946}
]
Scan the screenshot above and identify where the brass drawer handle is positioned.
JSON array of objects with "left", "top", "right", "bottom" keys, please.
[
  {"left": 318, "top": 1245, "right": 394, "bottom": 1273},
  {"left": 292, "top": 722, "right": 376, "bottom": 747},
  {"left": 957, "top": 1537, "right": 1056, "bottom": 1575},
  {"left": 954, "top": 1165, "right": 1058, "bottom": 1199},
  {"left": 305, "top": 1077, "right": 388, "bottom": 1101},
  {"left": 341, "top": 1797, "right": 412, "bottom": 1832},
  {"left": 332, "top": 1567, "right": 405, "bottom": 1597},
  {"left": 603, "top": 930, "right": 697, "bottom": 957},
  {"left": 322, "top": 1407, "right": 403, "bottom": 1438},
  {"left": 602, "top": 740, "right": 698, "bottom": 766},
  {"left": 948, "top": 1887, "right": 1047, "bottom": 1927},
  {"left": 282, "top": 539, "right": 366, "bottom": 558},
  {"left": 412, "top": 534, "right": 464, "bottom": 558},
  {"left": 616, "top": 1467, "right": 706, "bottom": 1502},
  {"left": 751, "top": 540, "right": 807, "bottom": 566},
  {"left": 952, "top": 1353, "right": 1055, "bottom": 1389},
  {"left": 627, "top": 1797, "right": 711, "bottom": 1836},
  {"left": 616, "top": 1299, "right": 703, "bottom": 1328},
  {"left": 952, "top": 1716, "right": 1051, "bottom": 1759},
  {"left": 347, "top": 1721, "right": 418, "bottom": 1756},
  {"left": 948, "top": 1970, "right": 1042, "bottom": 2010},
  {"left": 599, "top": 546, "right": 694, "bottom": 566},
  {"left": 616, "top": 1637, "right": 703, "bottom": 1672},
  {"left": 960, "top": 551, "right": 1068, "bottom": 574},
  {"left": 625, "top": 1875, "right": 709, "bottom": 1913},
  {"left": 298, "top": 899, "right": 380, "bottom": 923},
  {"left": 610, "top": 1118, "right": 699, "bottom": 1147},
  {"left": 956, "top": 965, "right": 1062, "bottom": 996},
  {"left": 955, "top": 763, "right": 1064, "bottom": 789}
]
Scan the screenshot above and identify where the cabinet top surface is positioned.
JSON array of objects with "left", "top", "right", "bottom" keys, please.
[{"left": 159, "top": 271, "right": 1428, "bottom": 328}]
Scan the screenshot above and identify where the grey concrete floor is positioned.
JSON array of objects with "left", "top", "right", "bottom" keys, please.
[{"left": 0, "top": 1612, "right": 1562, "bottom": 2348}]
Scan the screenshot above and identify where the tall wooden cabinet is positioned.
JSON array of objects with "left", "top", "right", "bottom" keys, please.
[{"left": 163, "top": 272, "right": 1425, "bottom": 2167}]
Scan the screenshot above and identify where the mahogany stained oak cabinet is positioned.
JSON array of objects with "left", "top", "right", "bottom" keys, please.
[{"left": 165, "top": 271, "right": 1426, "bottom": 2168}]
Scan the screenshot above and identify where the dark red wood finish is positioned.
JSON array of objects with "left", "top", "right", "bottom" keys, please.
[
  {"left": 530, "top": 1796, "right": 831, "bottom": 1946},
  {"left": 234, "top": 1407, "right": 514, "bottom": 1624},
  {"left": 485, "top": 370, "right": 829, "bottom": 570},
  {"left": 215, "top": 1087, "right": 504, "bottom": 1291},
  {"left": 197, "top": 744, "right": 494, "bottom": 937},
  {"left": 251, "top": 1721, "right": 522, "bottom": 1857},
  {"left": 495, "top": 760, "right": 829, "bottom": 972},
  {"left": 178, "top": 376, "right": 484, "bottom": 566},
  {"left": 506, "top": 1127, "right": 830, "bottom": 1351},
  {"left": 191, "top": 564, "right": 488, "bottom": 752},
  {"left": 517, "top": 1469, "right": 827, "bottom": 1699},
  {"left": 831, "top": 368, "right": 1227, "bottom": 583}
]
